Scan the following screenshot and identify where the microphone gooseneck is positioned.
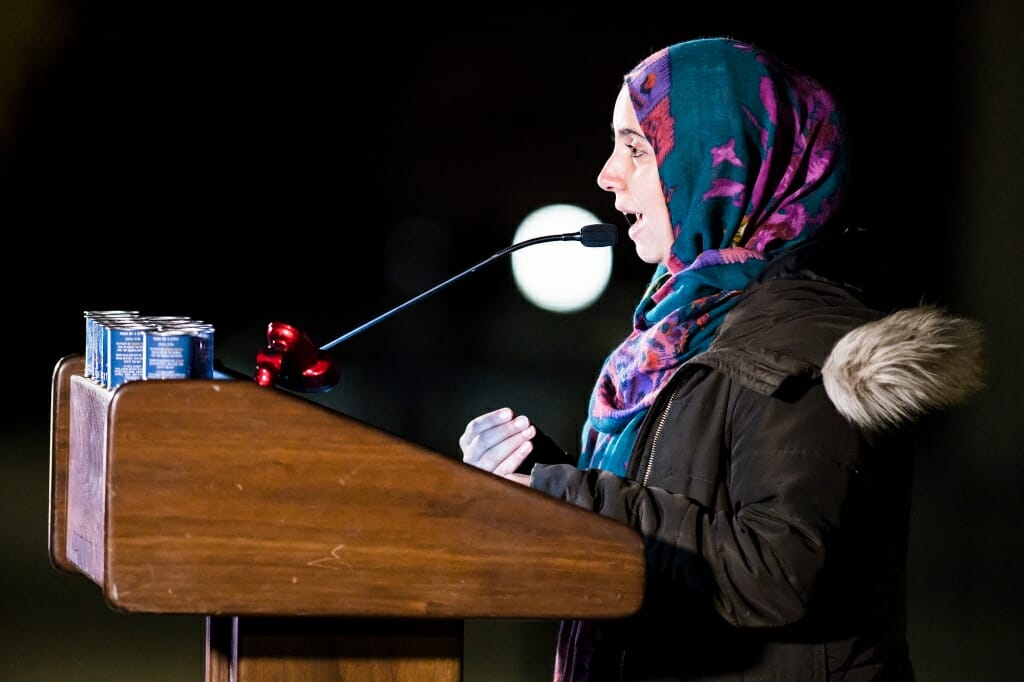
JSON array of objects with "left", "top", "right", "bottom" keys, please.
[
  {"left": 319, "top": 223, "right": 617, "bottom": 351},
  {"left": 255, "top": 223, "right": 618, "bottom": 391}
]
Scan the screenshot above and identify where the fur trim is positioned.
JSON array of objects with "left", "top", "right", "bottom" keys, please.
[{"left": 822, "top": 306, "right": 985, "bottom": 432}]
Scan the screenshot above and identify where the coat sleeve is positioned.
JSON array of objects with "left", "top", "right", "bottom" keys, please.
[
  {"left": 529, "top": 381, "right": 872, "bottom": 628},
  {"left": 514, "top": 425, "right": 576, "bottom": 474}
]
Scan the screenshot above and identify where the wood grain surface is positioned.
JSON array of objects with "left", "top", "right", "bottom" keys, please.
[{"left": 51, "top": 356, "right": 645, "bottom": 620}]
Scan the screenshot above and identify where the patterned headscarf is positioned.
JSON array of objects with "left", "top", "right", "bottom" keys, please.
[{"left": 579, "top": 38, "right": 848, "bottom": 475}]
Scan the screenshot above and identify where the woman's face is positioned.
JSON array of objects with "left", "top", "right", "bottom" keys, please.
[{"left": 597, "top": 85, "right": 674, "bottom": 267}]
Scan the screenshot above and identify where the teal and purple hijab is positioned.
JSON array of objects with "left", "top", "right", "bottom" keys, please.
[{"left": 578, "top": 38, "right": 848, "bottom": 476}]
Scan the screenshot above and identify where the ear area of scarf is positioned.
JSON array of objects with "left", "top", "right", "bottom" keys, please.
[{"left": 822, "top": 306, "right": 986, "bottom": 432}]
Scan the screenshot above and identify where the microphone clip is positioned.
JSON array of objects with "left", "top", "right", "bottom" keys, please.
[{"left": 255, "top": 321, "right": 340, "bottom": 392}]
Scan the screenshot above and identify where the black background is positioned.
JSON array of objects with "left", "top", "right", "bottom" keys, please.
[{"left": 3, "top": 2, "right": 1022, "bottom": 680}]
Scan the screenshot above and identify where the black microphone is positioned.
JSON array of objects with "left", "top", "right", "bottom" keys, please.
[
  {"left": 320, "top": 223, "right": 618, "bottom": 351},
  {"left": 578, "top": 222, "right": 618, "bottom": 247}
]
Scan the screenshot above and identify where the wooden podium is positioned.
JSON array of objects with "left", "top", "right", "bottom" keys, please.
[{"left": 49, "top": 355, "right": 645, "bottom": 681}]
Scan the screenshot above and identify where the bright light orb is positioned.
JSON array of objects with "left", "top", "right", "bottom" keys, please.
[{"left": 511, "top": 204, "right": 613, "bottom": 314}]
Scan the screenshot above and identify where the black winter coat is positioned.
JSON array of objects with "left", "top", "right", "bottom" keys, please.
[{"left": 528, "top": 231, "right": 983, "bottom": 681}]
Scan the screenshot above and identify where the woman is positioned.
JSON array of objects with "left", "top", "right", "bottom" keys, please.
[{"left": 460, "top": 37, "right": 983, "bottom": 681}]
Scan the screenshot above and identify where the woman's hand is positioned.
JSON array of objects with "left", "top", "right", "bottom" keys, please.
[{"left": 459, "top": 407, "right": 536, "bottom": 485}]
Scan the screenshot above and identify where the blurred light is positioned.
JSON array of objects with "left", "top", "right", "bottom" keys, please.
[{"left": 511, "top": 204, "right": 613, "bottom": 313}]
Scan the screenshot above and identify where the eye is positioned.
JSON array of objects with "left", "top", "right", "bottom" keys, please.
[
  {"left": 622, "top": 132, "right": 651, "bottom": 159},
  {"left": 625, "top": 142, "right": 645, "bottom": 159}
]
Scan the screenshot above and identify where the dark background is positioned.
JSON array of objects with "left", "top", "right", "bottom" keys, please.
[{"left": 2, "top": 2, "right": 1021, "bottom": 680}]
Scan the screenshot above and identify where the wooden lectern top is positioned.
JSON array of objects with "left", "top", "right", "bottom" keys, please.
[{"left": 50, "top": 354, "right": 646, "bottom": 620}]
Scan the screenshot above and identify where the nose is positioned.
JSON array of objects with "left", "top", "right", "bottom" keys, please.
[{"left": 597, "top": 155, "right": 623, "bottom": 193}]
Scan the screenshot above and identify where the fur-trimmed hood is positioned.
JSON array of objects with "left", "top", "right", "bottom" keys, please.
[
  {"left": 696, "top": 278, "right": 986, "bottom": 433},
  {"left": 822, "top": 304, "right": 985, "bottom": 432}
]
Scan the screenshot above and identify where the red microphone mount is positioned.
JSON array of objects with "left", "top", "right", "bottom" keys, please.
[{"left": 254, "top": 321, "right": 339, "bottom": 392}]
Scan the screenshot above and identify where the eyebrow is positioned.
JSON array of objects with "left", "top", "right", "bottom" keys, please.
[{"left": 613, "top": 126, "right": 647, "bottom": 140}]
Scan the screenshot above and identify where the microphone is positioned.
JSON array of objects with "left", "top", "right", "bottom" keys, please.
[
  {"left": 255, "top": 223, "right": 618, "bottom": 391},
  {"left": 322, "top": 223, "right": 617, "bottom": 350},
  {"left": 577, "top": 222, "right": 618, "bottom": 247}
]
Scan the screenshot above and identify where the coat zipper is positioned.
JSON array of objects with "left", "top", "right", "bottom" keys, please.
[
  {"left": 642, "top": 393, "right": 674, "bottom": 486},
  {"left": 620, "top": 390, "right": 676, "bottom": 679}
]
